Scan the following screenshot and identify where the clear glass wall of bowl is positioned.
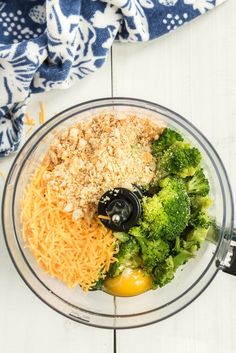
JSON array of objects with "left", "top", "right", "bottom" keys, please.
[{"left": 2, "top": 98, "right": 234, "bottom": 328}]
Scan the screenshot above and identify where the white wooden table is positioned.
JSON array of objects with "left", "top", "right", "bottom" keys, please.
[{"left": 1, "top": 1, "right": 236, "bottom": 352}]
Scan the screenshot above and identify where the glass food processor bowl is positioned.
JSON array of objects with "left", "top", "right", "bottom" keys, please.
[{"left": 2, "top": 97, "right": 236, "bottom": 329}]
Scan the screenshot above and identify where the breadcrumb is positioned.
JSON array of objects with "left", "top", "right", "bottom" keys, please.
[{"left": 43, "top": 114, "right": 164, "bottom": 217}]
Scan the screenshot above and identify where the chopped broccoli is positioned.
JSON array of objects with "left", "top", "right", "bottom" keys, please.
[
  {"left": 174, "top": 235, "right": 197, "bottom": 253},
  {"left": 140, "top": 238, "right": 169, "bottom": 270},
  {"left": 186, "top": 168, "right": 210, "bottom": 196},
  {"left": 153, "top": 256, "right": 175, "bottom": 287},
  {"left": 141, "top": 193, "right": 166, "bottom": 229},
  {"left": 206, "top": 221, "right": 220, "bottom": 244},
  {"left": 153, "top": 239, "right": 198, "bottom": 287},
  {"left": 172, "top": 236, "right": 197, "bottom": 268},
  {"left": 157, "top": 141, "right": 201, "bottom": 179},
  {"left": 182, "top": 193, "right": 212, "bottom": 250},
  {"left": 158, "top": 177, "right": 191, "bottom": 240},
  {"left": 108, "top": 238, "right": 141, "bottom": 278},
  {"left": 128, "top": 225, "right": 146, "bottom": 239},
  {"left": 174, "top": 237, "right": 196, "bottom": 265},
  {"left": 152, "top": 128, "right": 184, "bottom": 158},
  {"left": 190, "top": 210, "right": 212, "bottom": 229},
  {"left": 142, "top": 176, "right": 190, "bottom": 241},
  {"left": 187, "top": 227, "right": 209, "bottom": 244},
  {"left": 90, "top": 277, "right": 104, "bottom": 291},
  {"left": 189, "top": 195, "right": 212, "bottom": 229},
  {"left": 184, "top": 195, "right": 212, "bottom": 245},
  {"left": 113, "top": 232, "right": 130, "bottom": 243},
  {"left": 129, "top": 177, "right": 191, "bottom": 273},
  {"left": 173, "top": 250, "right": 195, "bottom": 269},
  {"left": 190, "top": 195, "right": 212, "bottom": 211},
  {"left": 129, "top": 226, "right": 169, "bottom": 272},
  {"left": 153, "top": 242, "right": 199, "bottom": 287},
  {"left": 132, "top": 177, "right": 190, "bottom": 241}
]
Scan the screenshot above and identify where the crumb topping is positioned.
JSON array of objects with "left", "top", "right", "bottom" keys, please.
[{"left": 43, "top": 114, "right": 163, "bottom": 218}]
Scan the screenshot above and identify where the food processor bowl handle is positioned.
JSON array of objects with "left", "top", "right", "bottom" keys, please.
[{"left": 223, "top": 227, "right": 236, "bottom": 276}]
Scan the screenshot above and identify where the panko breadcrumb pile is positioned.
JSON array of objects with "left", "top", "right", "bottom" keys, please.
[{"left": 43, "top": 114, "right": 163, "bottom": 219}]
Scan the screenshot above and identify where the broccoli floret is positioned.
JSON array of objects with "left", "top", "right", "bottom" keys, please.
[
  {"left": 157, "top": 177, "right": 191, "bottom": 240},
  {"left": 158, "top": 177, "right": 190, "bottom": 232},
  {"left": 140, "top": 238, "right": 169, "bottom": 270},
  {"left": 172, "top": 236, "right": 197, "bottom": 268},
  {"left": 190, "top": 210, "right": 212, "bottom": 229},
  {"left": 186, "top": 168, "right": 210, "bottom": 196},
  {"left": 174, "top": 198, "right": 212, "bottom": 260},
  {"left": 187, "top": 227, "right": 209, "bottom": 244},
  {"left": 113, "top": 232, "right": 130, "bottom": 243},
  {"left": 189, "top": 195, "right": 212, "bottom": 229},
  {"left": 158, "top": 142, "right": 201, "bottom": 179},
  {"left": 128, "top": 225, "right": 146, "bottom": 239},
  {"left": 173, "top": 250, "right": 193, "bottom": 269},
  {"left": 152, "top": 256, "right": 175, "bottom": 287},
  {"left": 190, "top": 195, "right": 212, "bottom": 211},
  {"left": 90, "top": 277, "right": 104, "bottom": 291},
  {"left": 134, "top": 177, "right": 190, "bottom": 241},
  {"left": 153, "top": 242, "right": 198, "bottom": 287},
  {"left": 152, "top": 128, "right": 184, "bottom": 158},
  {"left": 108, "top": 238, "right": 141, "bottom": 277},
  {"left": 174, "top": 235, "right": 197, "bottom": 253},
  {"left": 141, "top": 193, "right": 166, "bottom": 226},
  {"left": 206, "top": 221, "right": 220, "bottom": 244},
  {"left": 129, "top": 226, "right": 169, "bottom": 272}
]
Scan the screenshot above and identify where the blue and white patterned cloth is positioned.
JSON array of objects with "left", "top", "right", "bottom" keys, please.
[{"left": 0, "top": 0, "right": 226, "bottom": 156}]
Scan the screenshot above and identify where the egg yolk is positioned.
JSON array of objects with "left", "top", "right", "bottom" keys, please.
[{"left": 103, "top": 268, "right": 153, "bottom": 297}]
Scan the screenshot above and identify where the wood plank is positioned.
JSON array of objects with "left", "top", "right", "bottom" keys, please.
[
  {"left": 112, "top": 0, "right": 236, "bottom": 351},
  {"left": 0, "top": 55, "right": 114, "bottom": 353},
  {"left": 115, "top": 272, "right": 236, "bottom": 353}
]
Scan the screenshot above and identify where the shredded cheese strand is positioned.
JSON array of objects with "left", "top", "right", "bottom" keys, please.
[
  {"left": 39, "top": 102, "right": 45, "bottom": 124},
  {"left": 21, "top": 165, "right": 117, "bottom": 292},
  {"left": 24, "top": 113, "right": 36, "bottom": 126}
]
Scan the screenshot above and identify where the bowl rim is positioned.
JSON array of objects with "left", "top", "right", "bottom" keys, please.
[{"left": 2, "top": 97, "right": 234, "bottom": 329}]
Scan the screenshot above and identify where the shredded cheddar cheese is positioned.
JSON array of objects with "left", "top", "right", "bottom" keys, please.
[
  {"left": 98, "top": 215, "right": 111, "bottom": 221},
  {"left": 0, "top": 170, "right": 5, "bottom": 179},
  {"left": 24, "top": 113, "right": 35, "bottom": 126},
  {"left": 39, "top": 102, "right": 45, "bottom": 124},
  {"left": 21, "top": 165, "right": 117, "bottom": 292}
]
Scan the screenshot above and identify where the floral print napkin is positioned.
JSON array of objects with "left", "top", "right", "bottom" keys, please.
[{"left": 0, "top": 0, "right": 226, "bottom": 156}]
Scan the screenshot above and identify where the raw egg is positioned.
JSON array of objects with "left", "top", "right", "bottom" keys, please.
[{"left": 103, "top": 268, "right": 153, "bottom": 297}]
